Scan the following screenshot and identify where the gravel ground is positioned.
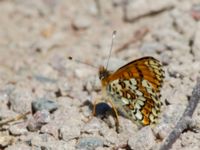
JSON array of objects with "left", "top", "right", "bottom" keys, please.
[{"left": 0, "top": 0, "right": 200, "bottom": 150}]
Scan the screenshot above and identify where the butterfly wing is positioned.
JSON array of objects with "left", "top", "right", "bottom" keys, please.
[
  {"left": 106, "top": 57, "right": 164, "bottom": 92},
  {"left": 105, "top": 57, "right": 164, "bottom": 126}
]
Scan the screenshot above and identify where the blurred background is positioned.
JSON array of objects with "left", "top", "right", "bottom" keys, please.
[{"left": 0, "top": 0, "right": 200, "bottom": 149}]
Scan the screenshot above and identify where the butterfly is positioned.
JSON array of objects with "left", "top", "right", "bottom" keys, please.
[{"left": 93, "top": 56, "right": 165, "bottom": 127}]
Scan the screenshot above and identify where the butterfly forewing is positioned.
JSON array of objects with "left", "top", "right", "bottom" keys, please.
[
  {"left": 106, "top": 57, "right": 164, "bottom": 92},
  {"left": 102, "top": 57, "right": 164, "bottom": 126}
]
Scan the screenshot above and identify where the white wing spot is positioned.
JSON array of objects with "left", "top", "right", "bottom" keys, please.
[
  {"left": 135, "top": 110, "right": 143, "bottom": 120},
  {"left": 121, "top": 97, "right": 129, "bottom": 105},
  {"left": 142, "top": 79, "right": 150, "bottom": 88},
  {"left": 135, "top": 90, "right": 143, "bottom": 96},
  {"left": 136, "top": 99, "right": 145, "bottom": 106},
  {"left": 130, "top": 78, "right": 137, "bottom": 85},
  {"left": 149, "top": 114, "right": 155, "bottom": 122}
]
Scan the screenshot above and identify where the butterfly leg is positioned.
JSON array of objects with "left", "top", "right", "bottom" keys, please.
[
  {"left": 85, "top": 97, "right": 102, "bottom": 123},
  {"left": 106, "top": 97, "right": 120, "bottom": 131},
  {"left": 87, "top": 97, "right": 120, "bottom": 131}
]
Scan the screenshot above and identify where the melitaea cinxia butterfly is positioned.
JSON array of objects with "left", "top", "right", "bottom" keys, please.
[
  {"left": 95, "top": 56, "right": 164, "bottom": 127},
  {"left": 92, "top": 31, "right": 164, "bottom": 127}
]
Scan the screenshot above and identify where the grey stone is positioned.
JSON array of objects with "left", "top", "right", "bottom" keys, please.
[
  {"left": 82, "top": 118, "right": 102, "bottom": 134},
  {"left": 27, "top": 110, "right": 51, "bottom": 131},
  {"left": 128, "top": 126, "right": 156, "bottom": 150},
  {"left": 76, "top": 137, "right": 104, "bottom": 150},
  {"left": 9, "top": 88, "right": 33, "bottom": 113},
  {"left": 32, "top": 98, "right": 58, "bottom": 113},
  {"left": 29, "top": 133, "right": 58, "bottom": 148},
  {"left": 59, "top": 120, "right": 81, "bottom": 141},
  {"left": 162, "top": 104, "right": 185, "bottom": 125},
  {"left": 9, "top": 123, "right": 28, "bottom": 136},
  {"left": 41, "top": 123, "right": 59, "bottom": 138},
  {"left": 33, "top": 75, "right": 57, "bottom": 83},
  {"left": 190, "top": 3, "right": 200, "bottom": 20},
  {"left": 0, "top": 90, "right": 9, "bottom": 104},
  {"left": 99, "top": 125, "right": 119, "bottom": 145},
  {"left": 30, "top": 140, "right": 75, "bottom": 150},
  {"left": 72, "top": 14, "right": 91, "bottom": 30},
  {"left": 57, "top": 80, "right": 71, "bottom": 96},
  {"left": 153, "top": 123, "right": 172, "bottom": 140}
]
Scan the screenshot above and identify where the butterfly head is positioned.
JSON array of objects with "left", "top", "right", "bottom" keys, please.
[{"left": 99, "top": 65, "right": 110, "bottom": 81}]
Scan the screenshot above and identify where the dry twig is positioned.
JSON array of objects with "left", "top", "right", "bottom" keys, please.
[
  {"left": 159, "top": 78, "right": 200, "bottom": 150},
  {"left": 0, "top": 111, "right": 31, "bottom": 127}
]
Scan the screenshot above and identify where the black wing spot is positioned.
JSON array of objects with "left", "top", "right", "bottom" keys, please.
[
  {"left": 108, "top": 84, "right": 112, "bottom": 92},
  {"left": 135, "top": 64, "right": 143, "bottom": 78},
  {"left": 128, "top": 71, "right": 133, "bottom": 78},
  {"left": 119, "top": 80, "right": 126, "bottom": 88}
]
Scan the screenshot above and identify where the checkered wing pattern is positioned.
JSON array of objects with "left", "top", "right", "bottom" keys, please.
[{"left": 100, "top": 57, "right": 164, "bottom": 126}]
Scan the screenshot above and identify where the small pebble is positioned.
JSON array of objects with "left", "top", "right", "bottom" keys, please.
[
  {"left": 72, "top": 15, "right": 91, "bottom": 30},
  {"left": 30, "top": 133, "right": 56, "bottom": 148},
  {"left": 128, "top": 126, "right": 156, "bottom": 150},
  {"left": 59, "top": 121, "right": 81, "bottom": 141},
  {"left": 58, "top": 81, "right": 71, "bottom": 96},
  {"left": 0, "top": 90, "right": 9, "bottom": 104},
  {"left": 31, "top": 98, "right": 58, "bottom": 113},
  {"left": 76, "top": 137, "right": 104, "bottom": 150},
  {"left": 9, "top": 123, "right": 28, "bottom": 136},
  {"left": 162, "top": 104, "right": 185, "bottom": 124},
  {"left": 191, "top": 4, "right": 200, "bottom": 20},
  {"left": 34, "top": 75, "right": 57, "bottom": 83},
  {"left": 153, "top": 123, "right": 172, "bottom": 140},
  {"left": 9, "top": 88, "right": 33, "bottom": 113},
  {"left": 27, "top": 110, "right": 51, "bottom": 131},
  {"left": 82, "top": 118, "right": 102, "bottom": 134},
  {"left": 0, "top": 132, "right": 15, "bottom": 148},
  {"left": 41, "top": 123, "right": 59, "bottom": 138}
]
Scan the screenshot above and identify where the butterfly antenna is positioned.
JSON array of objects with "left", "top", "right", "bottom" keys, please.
[
  {"left": 106, "top": 30, "right": 117, "bottom": 69},
  {"left": 68, "top": 56, "right": 97, "bottom": 69}
]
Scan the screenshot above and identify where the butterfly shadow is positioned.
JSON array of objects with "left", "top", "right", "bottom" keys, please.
[
  {"left": 82, "top": 100, "right": 112, "bottom": 116},
  {"left": 82, "top": 100, "right": 129, "bottom": 133}
]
